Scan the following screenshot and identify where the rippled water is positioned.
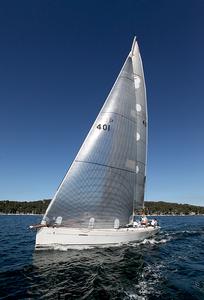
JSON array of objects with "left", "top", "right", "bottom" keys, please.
[{"left": 0, "top": 215, "right": 204, "bottom": 299}]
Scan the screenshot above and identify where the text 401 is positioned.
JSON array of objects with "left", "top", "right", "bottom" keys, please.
[{"left": 97, "top": 124, "right": 110, "bottom": 131}]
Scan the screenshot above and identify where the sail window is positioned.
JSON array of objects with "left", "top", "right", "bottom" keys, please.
[
  {"left": 136, "top": 132, "right": 140, "bottom": 141},
  {"left": 88, "top": 217, "right": 95, "bottom": 229},
  {"left": 136, "top": 104, "right": 142, "bottom": 112},
  {"left": 41, "top": 216, "right": 49, "bottom": 225},
  {"left": 114, "top": 218, "right": 120, "bottom": 229},
  {"left": 55, "top": 216, "right": 62, "bottom": 225},
  {"left": 134, "top": 75, "right": 141, "bottom": 89}
]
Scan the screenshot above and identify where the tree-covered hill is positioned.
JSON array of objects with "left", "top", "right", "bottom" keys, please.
[
  {"left": 144, "top": 201, "right": 204, "bottom": 215},
  {"left": 0, "top": 200, "right": 50, "bottom": 214},
  {"left": 0, "top": 199, "right": 204, "bottom": 215}
]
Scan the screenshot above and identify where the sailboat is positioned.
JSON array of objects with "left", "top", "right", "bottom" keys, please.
[{"left": 34, "top": 37, "right": 160, "bottom": 250}]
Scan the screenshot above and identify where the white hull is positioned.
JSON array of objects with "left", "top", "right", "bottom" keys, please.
[{"left": 35, "top": 226, "right": 160, "bottom": 250}]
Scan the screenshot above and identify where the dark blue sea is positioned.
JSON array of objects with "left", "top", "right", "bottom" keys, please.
[{"left": 0, "top": 215, "right": 204, "bottom": 299}]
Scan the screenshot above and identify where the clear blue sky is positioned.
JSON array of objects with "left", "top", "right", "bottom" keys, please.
[{"left": 0, "top": 0, "right": 203, "bottom": 205}]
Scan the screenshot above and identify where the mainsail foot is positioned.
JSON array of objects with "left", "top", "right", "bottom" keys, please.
[{"left": 35, "top": 37, "right": 160, "bottom": 250}]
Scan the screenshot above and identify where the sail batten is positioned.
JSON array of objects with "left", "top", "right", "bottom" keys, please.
[{"left": 42, "top": 38, "right": 147, "bottom": 228}]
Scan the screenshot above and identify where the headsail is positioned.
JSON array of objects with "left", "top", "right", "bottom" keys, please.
[{"left": 42, "top": 38, "right": 147, "bottom": 228}]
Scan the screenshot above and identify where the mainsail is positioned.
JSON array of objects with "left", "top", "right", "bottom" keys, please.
[{"left": 42, "top": 38, "right": 147, "bottom": 229}]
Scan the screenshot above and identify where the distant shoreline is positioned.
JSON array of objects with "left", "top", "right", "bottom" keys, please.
[
  {"left": 0, "top": 213, "right": 203, "bottom": 217},
  {"left": 1, "top": 200, "right": 204, "bottom": 216},
  {"left": 0, "top": 213, "right": 42, "bottom": 216}
]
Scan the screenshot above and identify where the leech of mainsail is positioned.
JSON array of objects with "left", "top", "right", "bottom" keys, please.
[{"left": 42, "top": 37, "right": 147, "bottom": 228}]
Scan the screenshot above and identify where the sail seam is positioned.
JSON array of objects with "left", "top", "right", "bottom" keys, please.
[
  {"left": 75, "top": 160, "right": 145, "bottom": 174},
  {"left": 101, "top": 111, "right": 137, "bottom": 125},
  {"left": 120, "top": 75, "right": 134, "bottom": 82}
]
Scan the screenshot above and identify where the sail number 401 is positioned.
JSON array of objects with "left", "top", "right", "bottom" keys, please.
[{"left": 97, "top": 124, "right": 110, "bottom": 131}]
